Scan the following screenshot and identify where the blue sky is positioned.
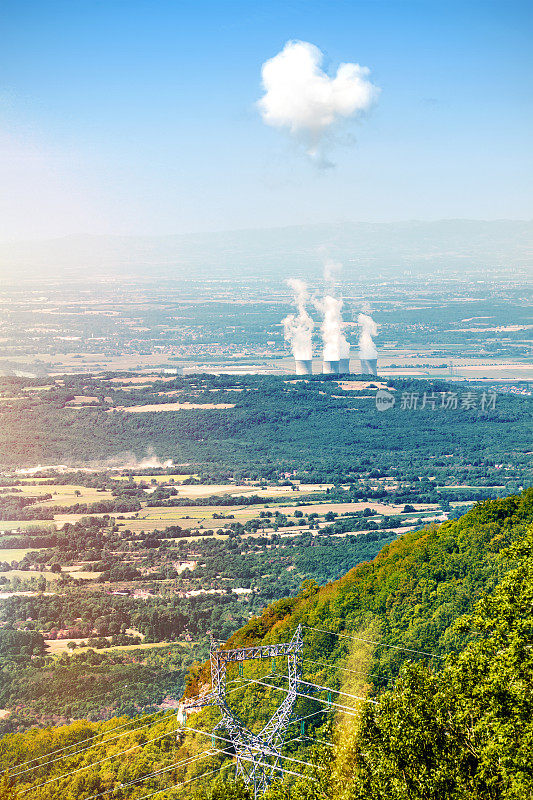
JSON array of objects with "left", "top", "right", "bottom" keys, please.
[{"left": 0, "top": 0, "right": 531, "bottom": 239}]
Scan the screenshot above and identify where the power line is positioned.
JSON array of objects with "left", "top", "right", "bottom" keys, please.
[
  {"left": 230, "top": 752, "right": 316, "bottom": 783},
  {"left": 221, "top": 666, "right": 346, "bottom": 707},
  {"left": 20, "top": 725, "right": 179, "bottom": 794},
  {"left": 302, "top": 624, "right": 446, "bottom": 659},
  {"left": 11, "top": 713, "right": 170, "bottom": 778},
  {"left": 131, "top": 748, "right": 317, "bottom": 800},
  {"left": 168, "top": 627, "right": 364, "bottom": 797},
  {"left": 182, "top": 726, "right": 322, "bottom": 772},
  {"left": 11, "top": 678, "right": 282, "bottom": 791},
  {"left": 9, "top": 710, "right": 167, "bottom": 773},
  {"left": 24, "top": 713, "right": 329, "bottom": 800},
  {"left": 124, "top": 761, "right": 235, "bottom": 800},
  {"left": 206, "top": 626, "right": 306, "bottom": 796},
  {"left": 236, "top": 672, "right": 374, "bottom": 707},
  {"left": 283, "top": 688, "right": 362, "bottom": 717},
  {"left": 299, "top": 678, "right": 378, "bottom": 705},
  {"left": 290, "top": 707, "right": 335, "bottom": 726},
  {"left": 12, "top": 626, "right": 385, "bottom": 799},
  {"left": 225, "top": 671, "right": 278, "bottom": 696},
  {"left": 181, "top": 708, "right": 333, "bottom": 754},
  {"left": 289, "top": 735, "right": 334, "bottom": 748},
  {"left": 232, "top": 676, "right": 364, "bottom": 716},
  {"left": 226, "top": 747, "right": 319, "bottom": 775},
  {"left": 303, "top": 657, "right": 383, "bottom": 679},
  {"left": 33, "top": 673, "right": 330, "bottom": 797},
  {"left": 81, "top": 747, "right": 233, "bottom": 800}
]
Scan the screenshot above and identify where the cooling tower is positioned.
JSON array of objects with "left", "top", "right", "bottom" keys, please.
[
  {"left": 359, "top": 358, "right": 378, "bottom": 376},
  {"left": 323, "top": 360, "right": 340, "bottom": 374},
  {"left": 338, "top": 358, "right": 350, "bottom": 374},
  {"left": 295, "top": 359, "right": 313, "bottom": 375}
]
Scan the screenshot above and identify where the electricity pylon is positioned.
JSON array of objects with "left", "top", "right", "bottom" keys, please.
[{"left": 186, "top": 625, "right": 303, "bottom": 798}]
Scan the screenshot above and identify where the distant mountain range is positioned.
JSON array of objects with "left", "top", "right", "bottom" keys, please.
[{"left": 0, "top": 219, "right": 531, "bottom": 280}]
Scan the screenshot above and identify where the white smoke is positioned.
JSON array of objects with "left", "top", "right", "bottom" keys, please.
[
  {"left": 323, "top": 258, "right": 342, "bottom": 293},
  {"left": 137, "top": 454, "right": 174, "bottom": 470},
  {"left": 257, "top": 40, "right": 379, "bottom": 164},
  {"left": 13, "top": 448, "right": 174, "bottom": 475},
  {"left": 315, "top": 294, "right": 349, "bottom": 361},
  {"left": 340, "top": 335, "right": 350, "bottom": 360},
  {"left": 358, "top": 312, "right": 378, "bottom": 359},
  {"left": 314, "top": 257, "right": 350, "bottom": 362},
  {"left": 15, "top": 464, "right": 70, "bottom": 475},
  {"left": 99, "top": 447, "right": 174, "bottom": 470},
  {"left": 283, "top": 278, "right": 314, "bottom": 360}
]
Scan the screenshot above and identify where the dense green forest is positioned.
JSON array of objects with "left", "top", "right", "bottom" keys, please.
[
  {"left": 1, "top": 490, "right": 531, "bottom": 798},
  {"left": 0, "top": 642, "right": 208, "bottom": 735},
  {"left": 0, "top": 375, "right": 530, "bottom": 492}
]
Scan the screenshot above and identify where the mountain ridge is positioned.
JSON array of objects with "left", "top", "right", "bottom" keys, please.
[{"left": 1, "top": 219, "right": 531, "bottom": 279}]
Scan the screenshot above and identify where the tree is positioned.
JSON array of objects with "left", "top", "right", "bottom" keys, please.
[
  {"left": 337, "top": 529, "right": 533, "bottom": 800},
  {"left": 208, "top": 778, "right": 252, "bottom": 799},
  {"left": 0, "top": 771, "right": 20, "bottom": 799}
]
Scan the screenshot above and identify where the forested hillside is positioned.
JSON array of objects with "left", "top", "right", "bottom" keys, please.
[{"left": 1, "top": 489, "right": 532, "bottom": 799}]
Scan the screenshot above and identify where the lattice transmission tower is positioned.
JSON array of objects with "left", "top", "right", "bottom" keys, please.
[{"left": 186, "top": 625, "right": 303, "bottom": 798}]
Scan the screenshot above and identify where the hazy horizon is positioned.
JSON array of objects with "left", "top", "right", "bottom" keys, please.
[
  {"left": 1, "top": 218, "right": 531, "bottom": 280},
  {"left": 1, "top": 215, "right": 533, "bottom": 246}
]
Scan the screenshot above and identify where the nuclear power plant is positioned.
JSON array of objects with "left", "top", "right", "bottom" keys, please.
[
  {"left": 338, "top": 357, "right": 350, "bottom": 374},
  {"left": 284, "top": 271, "right": 379, "bottom": 377},
  {"left": 295, "top": 359, "right": 313, "bottom": 375},
  {"left": 323, "top": 360, "right": 339, "bottom": 374},
  {"left": 338, "top": 339, "right": 350, "bottom": 374},
  {"left": 283, "top": 279, "right": 315, "bottom": 375},
  {"left": 357, "top": 312, "right": 378, "bottom": 376},
  {"left": 359, "top": 358, "right": 378, "bottom": 376}
]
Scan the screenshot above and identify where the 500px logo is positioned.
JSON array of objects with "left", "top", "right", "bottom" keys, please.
[{"left": 375, "top": 389, "right": 396, "bottom": 412}]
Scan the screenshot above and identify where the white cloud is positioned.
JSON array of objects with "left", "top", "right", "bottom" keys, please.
[{"left": 257, "top": 40, "right": 379, "bottom": 164}]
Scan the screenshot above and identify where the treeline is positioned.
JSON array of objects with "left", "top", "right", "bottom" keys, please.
[
  {"left": 0, "top": 643, "right": 206, "bottom": 733},
  {"left": 147, "top": 493, "right": 266, "bottom": 507},
  {"left": 0, "top": 516, "right": 110, "bottom": 555},
  {"left": 0, "top": 629, "right": 46, "bottom": 661},
  {"left": 0, "top": 590, "right": 250, "bottom": 644},
  {"left": 0, "top": 498, "right": 55, "bottom": 520},
  {"left": 43, "top": 498, "right": 141, "bottom": 514},
  {"left": 0, "top": 495, "right": 140, "bottom": 521}
]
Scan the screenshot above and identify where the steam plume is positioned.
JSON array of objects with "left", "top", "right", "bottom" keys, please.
[
  {"left": 315, "top": 294, "right": 349, "bottom": 361},
  {"left": 358, "top": 311, "right": 378, "bottom": 359},
  {"left": 323, "top": 258, "right": 342, "bottom": 293},
  {"left": 257, "top": 40, "right": 380, "bottom": 164},
  {"left": 283, "top": 278, "right": 314, "bottom": 360},
  {"left": 314, "top": 257, "right": 350, "bottom": 364}
]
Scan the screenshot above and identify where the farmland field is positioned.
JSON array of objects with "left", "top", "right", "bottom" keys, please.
[
  {"left": 0, "top": 548, "right": 44, "bottom": 561},
  {"left": 117, "top": 402, "right": 236, "bottom": 412}
]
